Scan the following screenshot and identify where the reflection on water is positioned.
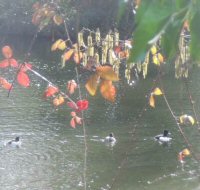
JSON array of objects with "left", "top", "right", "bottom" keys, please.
[{"left": 0, "top": 43, "right": 200, "bottom": 189}]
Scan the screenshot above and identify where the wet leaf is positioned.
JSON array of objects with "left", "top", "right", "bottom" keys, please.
[
  {"left": 96, "top": 66, "right": 119, "bottom": 81},
  {"left": 149, "top": 94, "right": 155, "bottom": 108},
  {"left": 2, "top": 46, "right": 13, "bottom": 59},
  {"left": 17, "top": 72, "right": 30, "bottom": 87},
  {"left": 85, "top": 73, "right": 100, "bottom": 96}
]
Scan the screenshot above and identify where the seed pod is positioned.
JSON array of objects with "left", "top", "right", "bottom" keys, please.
[
  {"left": 108, "top": 49, "right": 114, "bottom": 65},
  {"left": 82, "top": 52, "right": 87, "bottom": 67},
  {"left": 102, "top": 41, "right": 108, "bottom": 64},
  {"left": 94, "top": 52, "right": 99, "bottom": 64},
  {"left": 95, "top": 28, "right": 101, "bottom": 45},
  {"left": 87, "top": 35, "right": 93, "bottom": 46},
  {"left": 114, "top": 29, "right": 119, "bottom": 47},
  {"left": 78, "top": 32, "right": 85, "bottom": 47},
  {"left": 87, "top": 35, "right": 94, "bottom": 56}
]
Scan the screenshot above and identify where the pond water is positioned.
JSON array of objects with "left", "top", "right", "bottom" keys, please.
[{"left": 0, "top": 39, "right": 200, "bottom": 190}]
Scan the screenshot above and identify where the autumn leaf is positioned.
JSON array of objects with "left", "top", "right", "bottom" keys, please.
[
  {"left": 179, "top": 114, "right": 195, "bottom": 125},
  {"left": 0, "top": 59, "right": 18, "bottom": 68},
  {"left": 57, "top": 41, "right": 66, "bottom": 51},
  {"left": 67, "top": 80, "right": 77, "bottom": 94},
  {"left": 62, "top": 49, "right": 74, "bottom": 62},
  {"left": 149, "top": 94, "right": 155, "bottom": 108},
  {"left": 0, "top": 59, "right": 9, "bottom": 68},
  {"left": 152, "top": 87, "right": 163, "bottom": 96},
  {"left": 100, "top": 80, "right": 116, "bottom": 102},
  {"left": 17, "top": 72, "right": 30, "bottom": 87},
  {"left": 96, "top": 66, "right": 119, "bottom": 81},
  {"left": 20, "top": 63, "right": 32, "bottom": 72},
  {"left": 76, "top": 99, "right": 89, "bottom": 111},
  {"left": 73, "top": 52, "right": 83, "bottom": 64},
  {"left": 53, "top": 95, "right": 65, "bottom": 106},
  {"left": 0, "top": 77, "right": 12, "bottom": 90},
  {"left": 70, "top": 117, "right": 76, "bottom": 128},
  {"left": 2, "top": 46, "right": 13, "bottom": 59},
  {"left": 43, "top": 85, "right": 59, "bottom": 98},
  {"left": 85, "top": 73, "right": 100, "bottom": 96},
  {"left": 51, "top": 39, "right": 63, "bottom": 51}
]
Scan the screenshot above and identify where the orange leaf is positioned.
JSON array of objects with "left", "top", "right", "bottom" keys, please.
[
  {"left": 67, "top": 80, "right": 77, "bottom": 94},
  {"left": 100, "top": 80, "right": 116, "bottom": 102},
  {"left": 44, "top": 85, "right": 59, "bottom": 98},
  {"left": 73, "top": 52, "right": 83, "bottom": 64},
  {"left": 17, "top": 72, "right": 30, "bottom": 87},
  {"left": 96, "top": 66, "right": 119, "bottom": 81},
  {"left": 2, "top": 46, "right": 13, "bottom": 59},
  {"left": 0, "top": 77, "right": 12, "bottom": 90},
  {"left": 0, "top": 59, "right": 9, "bottom": 68},
  {"left": 51, "top": 39, "right": 63, "bottom": 51},
  {"left": 149, "top": 94, "right": 155, "bottom": 108},
  {"left": 62, "top": 49, "right": 74, "bottom": 62},
  {"left": 85, "top": 73, "right": 100, "bottom": 96},
  {"left": 53, "top": 96, "right": 65, "bottom": 106},
  {"left": 70, "top": 117, "right": 76, "bottom": 128}
]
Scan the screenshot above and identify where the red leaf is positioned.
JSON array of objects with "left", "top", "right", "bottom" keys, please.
[
  {"left": 67, "top": 101, "right": 78, "bottom": 110},
  {"left": 76, "top": 99, "right": 89, "bottom": 111},
  {"left": 43, "top": 85, "right": 59, "bottom": 98},
  {"left": 20, "top": 63, "right": 32, "bottom": 72},
  {"left": 17, "top": 72, "right": 30, "bottom": 87},
  {"left": 70, "top": 117, "right": 76, "bottom": 128},
  {"left": 9, "top": 58, "right": 18, "bottom": 67},
  {"left": 0, "top": 59, "right": 9, "bottom": 68}
]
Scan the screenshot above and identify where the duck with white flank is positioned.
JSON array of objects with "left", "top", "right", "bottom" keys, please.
[
  {"left": 154, "top": 130, "right": 172, "bottom": 143},
  {"left": 6, "top": 137, "right": 21, "bottom": 147},
  {"left": 104, "top": 133, "right": 116, "bottom": 144}
]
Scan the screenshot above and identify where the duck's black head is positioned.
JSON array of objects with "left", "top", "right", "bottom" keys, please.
[
  {"left": 15, "top": 137, "right": 20, "bottom": 142},
  {"left": 163, "top": 130, "right": 169, "bottom": 137},
  {"left": 109, "top": 133, "right": 114, "bottom": 137}
]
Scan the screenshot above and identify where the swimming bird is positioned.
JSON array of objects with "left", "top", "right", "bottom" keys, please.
[
  {"left": 6, "top": 137, "right": 21, "bottom": 147},
  {"left": 154, "top": 130, "right": 172, "bottom": 143},
  {"left": 104, "top": 133, "right": 116, "bottom": 143}
]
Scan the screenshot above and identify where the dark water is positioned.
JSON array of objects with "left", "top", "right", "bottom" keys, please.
[{"left": 0, "top": 40, "right": 200, "bottom": 190}]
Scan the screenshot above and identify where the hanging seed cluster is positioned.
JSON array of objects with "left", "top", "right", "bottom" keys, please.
[
  {"left": 77, "top": 28, "right": 131, "bottom": 78},
  {"left": 175, "top": 30, "right": 190, "bottom": 78}
]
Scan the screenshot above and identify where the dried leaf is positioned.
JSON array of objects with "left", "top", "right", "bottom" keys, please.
[
  {"left": 2, "top": 46, "right": 13, "bottom": 59},
  {"left": 57, "top": 41, "right": 66, "bottom": 50},
  {"left": 158, "top": 53, "right": 164, "bottom": 63},
  {"left": 96, "top": 66, "right": 119, "bottom": 81},
  {"left": 149, "top": 94, "right": 155, "bottom": 108},
  {"left": 85, "top": 73, "right": 100, "bottom": 96},
  {"left": 153, "top": 87, "right": 163, "bottom": 96},
  {"left": 67, "top": 80, "right": 77, "bottom": 94},
  {"left": 179, "top": 114, "right": 195, "bottom": 125},
  {"left": 17, "top": 72, "right": 30, "bottom": 87}
]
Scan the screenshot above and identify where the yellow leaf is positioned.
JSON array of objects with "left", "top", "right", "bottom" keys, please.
[
  {"left": 152, "top": 55, "right": 160, "bottom": 65},
  {"left": 73, "top": 52, "right": 83, "bottom": 64},
  {"left": 57, "top": 41, "right": 66, "bottom": 50},
  {"left": 149, "top": 94, "right": 155, "bottom": 108},
  {"left": 85, "top": 74, "right": 100, "bottom": 96},
  {"left": 151, "top": 45, "right": 157, "bottom": 55},
  {"left": 96, "top": 66, "right": 119, "bottom": 81},
  {"left": 153, "top": 87, "right": 163, "bottom": 96},
  {"left": 182, "top": 148, "right": 190, "bottom": 156},
  {"left": 51, "top": 39, "right": 63, "bottom": 51},
  {"left": 53, "top": 15, "right": 63, "bottom": 25},
  {"left": 179, "top": 114, "right": 195, "bottom": 125},
  {"left": 62, "top": 49, "right": 74, "bottom": 62}
]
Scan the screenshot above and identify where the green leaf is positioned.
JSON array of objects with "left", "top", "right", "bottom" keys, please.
[
  {"left": 161, "top": 9, "right": 187, "bottom": 60},
  {"left": 129, "top": 0, "right": 189, "bottom": 63},
  {"left": 190, "top": 10, "right": 200, "bottom": 62}
]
